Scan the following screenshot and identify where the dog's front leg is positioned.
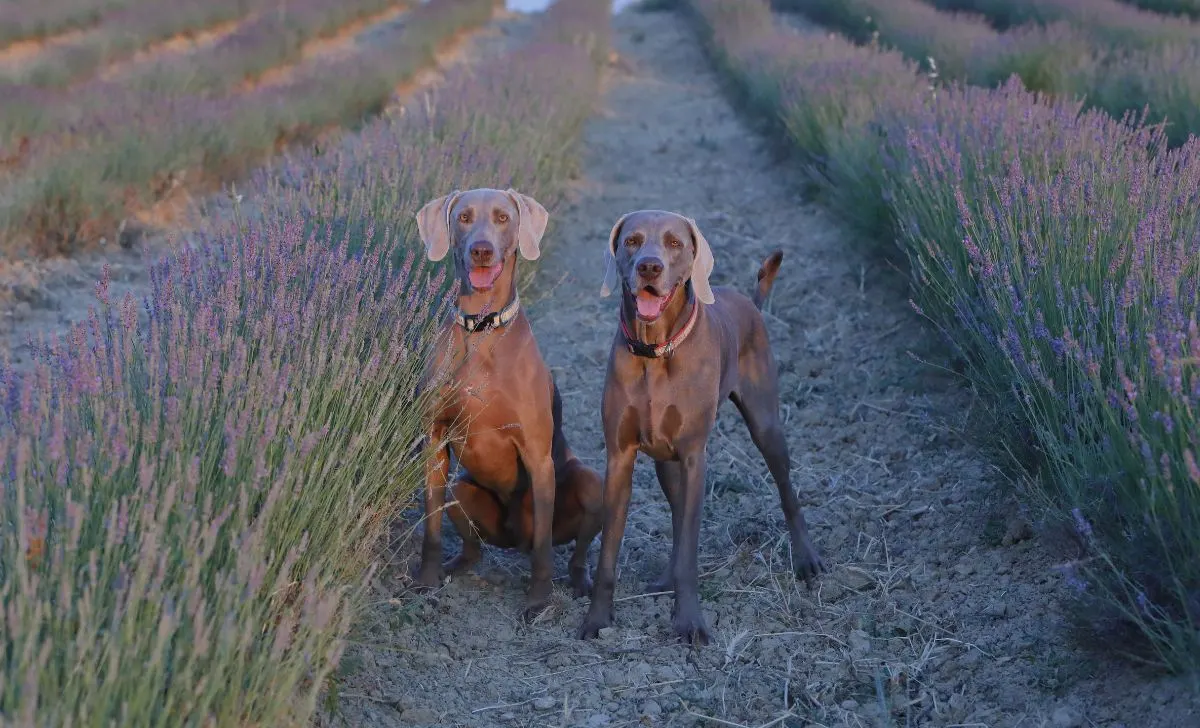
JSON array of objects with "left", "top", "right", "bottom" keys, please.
[
  {"left": 524, "top": 454, "right": 557, "bottom": 620},
  {"left": 414, "top": 422, "right": 450, "bottom": 588},
  {"left": 577, "top": 445, "right": 637, "bottom": 639},
  {"left": 672, "top": 444, "right": 711, "bottom": 646}
]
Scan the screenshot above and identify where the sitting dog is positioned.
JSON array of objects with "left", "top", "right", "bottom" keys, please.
[
  {"left": 412, "top": 187, "right": 603, "bottom": 619},
  {"left": 577, "top": 209, "right": 825, "bottom": 645}
]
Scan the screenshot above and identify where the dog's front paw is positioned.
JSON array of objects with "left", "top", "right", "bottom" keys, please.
[
  {"left": 577, "top": 609, "right": 613, "bottom": 640},
  {"left": 672, "top": 611, "right": 711, "bottom": 647},
  {"left": 792, "top": 541, "right": 826, "bottom": 586},
  {"left": 411, "top": 561, "right": 445, "bottom": 590}
]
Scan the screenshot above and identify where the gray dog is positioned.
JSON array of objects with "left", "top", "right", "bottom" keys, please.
[{"left": 577, "top": 209, "right": 824, "bottom": 645}]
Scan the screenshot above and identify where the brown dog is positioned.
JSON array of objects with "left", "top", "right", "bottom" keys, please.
[
  {"left": 413, "top": 187, "right": 604, "bottom": 619},
  {"left": 577, "top": 209, "right": 825, "bottom": 645}
]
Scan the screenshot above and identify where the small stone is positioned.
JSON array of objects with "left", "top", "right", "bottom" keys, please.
[
  {"left": 641, "top": 700, "right": 662, "bottom": 716},
  {"left": 597, "top": 626, "right": 617, "bottom": 640},
  {"left": 399, "top": 707, "right": 439, "bottom": 724},
  {"left": 953, "top": 562, "right": 975, "bottom": 577},
  {"left": 587, "top": 713, "right": 612, "bottom": 727},
  {"left": 984, "top": 601, "right": 1008, "bottom": 618},
  {"left": 501, "top": 713, "right": 515, "bottom": 721},
  {"left": 948, "top": 693, "right": 967, "bottom": 712},
  {"left": 532, "top": 695, "right": 557, "bottom": 711},
  {"left": 840, "top": 699, "right": 859, "bottom": 710},
  {"left": 1051, "top": 706, "right": 1083, "bottom": 728}
]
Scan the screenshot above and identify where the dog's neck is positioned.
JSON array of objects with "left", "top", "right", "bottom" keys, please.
[
  {"left": 457, "top": 256, "right": 518, "bottom": 319},
  {"left": 621, "top": 281, "right": 695, "bottom": 348}
]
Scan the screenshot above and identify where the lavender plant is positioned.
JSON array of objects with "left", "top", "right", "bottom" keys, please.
[
  {"left": 688, "top": 0, "right": 1200, "bottom": 670},
  {"left": 0, "top": 0, "right": 610, "bottom": 722}
]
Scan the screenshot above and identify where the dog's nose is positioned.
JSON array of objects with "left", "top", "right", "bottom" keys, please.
[
  {"left": 468, "top": 241, "right": 496, "bottom": 266},
  {"left": 636, "top": 257, "right": 663, "bottom": 280}
]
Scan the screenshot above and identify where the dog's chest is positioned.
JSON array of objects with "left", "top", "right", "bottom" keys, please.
[
  {"left": 628, "top": 373, "right": 686, "bottom": 461},
  {"left": 434, "top": 382, "right": 523, "bottom": 492}
]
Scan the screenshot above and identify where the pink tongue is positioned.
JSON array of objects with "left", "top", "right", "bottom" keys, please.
[
  {"left": 636, "top": 294, "right": 664, "bottom": 319},
  {"left": 469, "top": 267, "right": 498, "bottom": 288}
]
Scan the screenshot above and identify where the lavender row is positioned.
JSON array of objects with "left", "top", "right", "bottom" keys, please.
[
  {"left": 0, "top": 0, "right": 278, "bottom": 89},
  {"left": 0, "top": 0, "right": 610, "bottom": 723},
  {"left": 0, "top": 0, "right": 130, "bottom": 47},
  {"left": 0, "top": 0, "right": 415, "bottom": 150},
  {"left": 782, "top": 0, "right": 1200, "bottom": 149},
  {"left": 690, "top": 0, "right": 1200, "bottom": 669},
  {"left": 927, "top": 0, "right": 1200, "bottom": 48},
  {"left": 1120, "top": 0, "right": 1200, "bottom": 19},
  {"left": 0, "top": 0, "right": 495, "bottom": 255}
]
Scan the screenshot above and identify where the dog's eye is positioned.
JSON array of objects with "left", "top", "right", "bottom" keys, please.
[
  {"left": 668, "top": 238, "right": 683, "bottom": 248},
  {"left": 497, "top": 212, "right": 509, "bottom": 223},
  {"left": 624, "top": 236, "right": 639, "bottom": 247},
  {"left": 458, "top": 212, "right": 470, "bottom": 223}
]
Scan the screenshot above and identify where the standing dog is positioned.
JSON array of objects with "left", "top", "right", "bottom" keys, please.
[
  {"left": 577, "top": 209, "right": 825, "bottom": 645},
  {"left": 413, "top": 187, "right": 603, "bottom": 619}
]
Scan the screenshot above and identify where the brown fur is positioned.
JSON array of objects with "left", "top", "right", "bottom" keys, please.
[
  {"left": 413, "top": 188, "right": 604, "bottom": 619},
  {"left": 579, "top": 210, "right": 824, "bottom": 646}
]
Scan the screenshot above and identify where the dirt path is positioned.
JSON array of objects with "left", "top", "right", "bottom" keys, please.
[{"left": 338, "top": 7, "right": 1200, "bottom": 728}]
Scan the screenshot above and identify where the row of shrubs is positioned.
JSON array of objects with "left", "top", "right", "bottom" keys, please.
[
  {"left": 0, "top": 0, "right": 419, "bottom": 147},
  {"left": 0, "top": 0, "right": 610, "bottom": 723},
  {"left": 0, "top": 0, "right": 497, "bottom": 256},
  {"left": 0, "top": 0, "right": 132, "bottom": 48},
  {"left": 928, "top": 0, "right": 1200, "bottom": 47},
  {"left": 1, "top": 0, "right": 278, "bottom": 88},
  {"left": 776, "top": 0, "right": 1200, "bottom": 148},
  {"left": 687, "top": 0, "right": 1200, "bottom": 670}
]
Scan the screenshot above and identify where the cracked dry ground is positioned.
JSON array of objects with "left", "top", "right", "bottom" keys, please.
[{"left": 334, "top": 8, "right": 1200, "bottom": 728}]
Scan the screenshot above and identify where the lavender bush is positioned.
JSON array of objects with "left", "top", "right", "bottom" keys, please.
[
  {"left": 776, "top": 0, "right": 1097, "bottom": 94},
  {"left": 781, "top": 0, "right": 1200, "bottom": 156},
  {"left": 688, "top": 0, "right": 1200, "bottom": 670},
  {"left": 928, "top": 0, "right": 1200, "bottom": 48},
  {"left": 0, "top": 0, "right": 499, "bottom": 255},
  {"left": 0, "top": 0, "right": 610, "bottom": 721}
]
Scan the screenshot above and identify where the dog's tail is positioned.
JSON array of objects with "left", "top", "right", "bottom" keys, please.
[{"left": 752, "top": 250, "right": 784, "bottom": 310}]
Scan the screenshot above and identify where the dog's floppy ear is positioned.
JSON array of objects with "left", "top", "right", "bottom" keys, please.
[
  {"left": 506, "top": 189, "right": 549, "bottom": 261},
  {"left": 684, "top": 216, "right": 716, "bottom": 305},
  {"left": 415, "top": 190, "right": 461, "bottom": 262},
  {"left": 600, "top": 212, "right": 631, "bottom": 298}
]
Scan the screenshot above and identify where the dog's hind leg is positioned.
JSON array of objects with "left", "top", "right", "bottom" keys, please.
[
  {"left": 730, "top": 376, "right": 825, "bottom": 584},
  {"left": 446, "top": 477, "right": 515, "bottom": 573}
]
